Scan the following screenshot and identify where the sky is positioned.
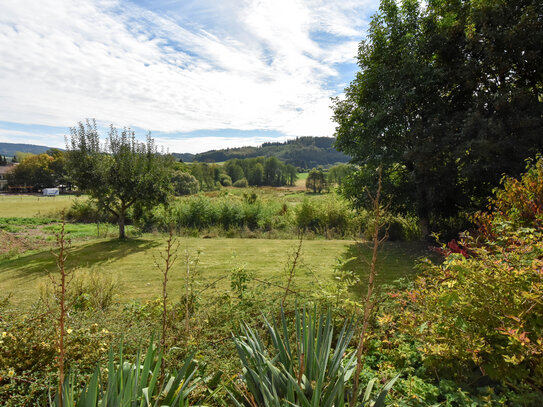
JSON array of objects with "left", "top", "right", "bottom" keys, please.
[{"left": 0, "top": 0, "right": 379, "bottom": 154}]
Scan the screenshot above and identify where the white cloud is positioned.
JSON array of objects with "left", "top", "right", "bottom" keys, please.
[
  {"left": 0, "top": 0, "right": 377, "bottom": 151},
  {"left": 0, "top": 128, "right": 66, "bottom": 148}
]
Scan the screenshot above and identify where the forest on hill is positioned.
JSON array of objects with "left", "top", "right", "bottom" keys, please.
[
  {"left": 191, "top": 136, "right": 349, "bottom": 168},
  {"left": 2, "top": 136, "right": 349, "bottom": 169},
  {"left": 0, "top": 142, "right": 52, "bottom": 158}
]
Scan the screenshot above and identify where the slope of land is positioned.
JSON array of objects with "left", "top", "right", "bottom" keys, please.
[
  {"left": 1, "top": 137, "right": 349, "bottom": 169},
  {"left": 0, "top": 142, "right": 54, "bottom": 157},
  {"left": 192, "top": 136, "right": 349, "bottom": 168}
]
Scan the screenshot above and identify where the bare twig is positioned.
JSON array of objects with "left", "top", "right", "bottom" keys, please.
[
  {"left": 253, "top": 278, "right": 298, "bottom": 295},
  {"left": 50, "top": 212, "right": 72, "bottom": 407},
  {"left": 153, "top": 225, "right": 179, "bottom": 378},
  {"left": 153, "top": 225, "right": 179, "bottom": 351},
  {"left": 183, "top": 248, "right": 201, "bottom": 336},
  {"left": 350, "top": 164, "right": 387, "bottom": 407},
  {"left": 282, "top": 234, "right": 303, "bottom": 307}
]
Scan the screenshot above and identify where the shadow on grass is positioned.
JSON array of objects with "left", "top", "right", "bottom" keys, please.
[
  {"left": 0, "top": 238, "right": 161, "bottom": 278},
  {"left": 339, "top": 241, "right": 433, "bottom": 295}
]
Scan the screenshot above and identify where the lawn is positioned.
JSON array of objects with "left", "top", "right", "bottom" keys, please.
[
  {"left": 0, "top": 234, "right": 427, "bottom": 306},
  {"left": 0, "top": 194, "right": 77, "bottom": 217}
]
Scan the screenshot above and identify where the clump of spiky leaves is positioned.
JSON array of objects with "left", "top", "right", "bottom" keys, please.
[
  {"left": 50, "top": 339, "right": 199, "bottom": 406},
  {"left": 231, "top": 307, "right": 398, "bottom": 406}
]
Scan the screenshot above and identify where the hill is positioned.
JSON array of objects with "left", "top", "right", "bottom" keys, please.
[
  {"left": 171, "top": 152, "right": 195, "bottom": 162},
  {"left": 0, "top": 137, "right": 349, "bottom": 168},
  {"left": 0, "top": 142, "right": 53, "bottom": 157},
  {"left": 193, "top": 137, "right": 349, "bottom": 168}
]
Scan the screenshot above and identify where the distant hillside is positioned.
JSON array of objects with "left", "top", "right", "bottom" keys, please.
[
  {"left": 1, "top": 137, "right": 349, "bottom": 168},
  {"left": 0, "top": 142, "right": 53, "bottom": 157},
  {"left": 193, "top": 137, "right": 349, "bottom": 168},
  {"left": 171, "top": 152, "right": 195, "bottom": 162}
]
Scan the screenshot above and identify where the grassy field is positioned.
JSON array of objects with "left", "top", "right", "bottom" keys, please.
[
  {"left": 0, "top": 191, "right": 427, "bottom": 306},
  {"left": 0, "top": 234, "right": 426, "bottom": 306},
  {"left": 0, "top": 194, "right": 77, "bottom": 217}
]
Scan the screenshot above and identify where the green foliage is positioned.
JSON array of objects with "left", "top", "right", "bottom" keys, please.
[
  {"left": 231, "top": 307, "right": 399, "bottom": 406},
  {"left": 333, "top": 0, "right": 543, "bottom": 233},
  {"left": 65, "top": 198, "right": 116, "bottom": 224},
  {"left": 68, "top": 271, "right": 118, "bottom": 312},
  {"left": 66, "top": 120, "right": 175, "bottom": 238},
  {"left": 7, "top": 152, "right": 66, "bottom": 190},
  {"left": 394, "top": 159, "right": 543, "bottom": 396},
  {"left": 52, "top": 340, "right": 199, "bottom": 406},
  {"left": 219, "top": 173, "right": 233, "bottom": 187},
  {"left": 327, "top": 164, "right": 355, "bottom": 187},
  {"left": 233, "top": 177, "right": 248, "bottom": 188},
  {"left": 230, "top": 265, "right": 253, "bottom": 301},
  {"left": 306, "top": 167, "right": 328, "bottom": 193},
  {"left": 476, "top": 156, "right": 543, "bottom": 233},
  {"left": 193, "top": 137, "right": 348, "bottom": 169},
  {"left": 142, "top": 193, "right": 418, "bottom": 240},
  {"left": 190, "top": 162, "right": 222, "bottom": 191},
  {"left": 172, "top": 170, "right": 199, "bottom": 196}
]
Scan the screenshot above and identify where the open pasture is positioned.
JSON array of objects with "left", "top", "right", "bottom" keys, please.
[
  {"left": 0, "top": 234, "right": 426, "bottom": 306},
  {"left": 0, "top": 194, "right": 77, "bottom": 217}
]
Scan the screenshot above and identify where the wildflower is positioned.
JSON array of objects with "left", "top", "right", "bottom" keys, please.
[
  {"left": 2, "top": 332, "right": 6, "bottom": 338},
  {"left": 8, "top": 369, "right": 15, "bottom": 377},
  {"left": 67, "top": 328, "right": 73, "bottom": 334}
]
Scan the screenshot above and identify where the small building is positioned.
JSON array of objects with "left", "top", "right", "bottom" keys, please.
[
  {"left": 43, "top": 188, "right": 60, "bottom": 196},
  {"left": 0, "top": 165, "right": 14, "bottom": 191}
]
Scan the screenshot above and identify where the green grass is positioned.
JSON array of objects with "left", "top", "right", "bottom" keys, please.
[
  {"left": 0, "top": 195, "right": 77, "bottom": 217},
  {"left": 0, "top": 234, "right": 427, "bottom": 306}
]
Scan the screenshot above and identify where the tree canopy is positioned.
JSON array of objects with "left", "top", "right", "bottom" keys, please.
[
  {"left": 66, "top": 120, "right": 175, "bottom": 239},
  {"left": 6, "top": 151, "right": 67, "bottom": 190},
  {"left": 306, "top": 167, "right": 328, "bottom": 193},
  {"left": 333, "top": 0, "right": 543, "bottom": 234}
]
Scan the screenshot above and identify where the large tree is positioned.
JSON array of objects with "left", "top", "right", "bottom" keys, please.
[
  {"left": 333, "top": 0, "right": 543, "bottom": 235},
  {"left": 7, "top": 153, "right": 55, "bottom": 190},
  {"left": 66, "top": 120, "right": 174, "bottom": 239}
]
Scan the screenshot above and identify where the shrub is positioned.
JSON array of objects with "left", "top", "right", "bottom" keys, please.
[
  {"left": 295, "top": 199, "right": 321, "bottom": 232},
  {"left": 219, "top": 173, "right": 232, "bottom": 187},
  {"left": 172, "top": 170, "right": 199, "bottom": 195},
  {"left": 65, "top": 199, "right": 114, "bottom": 223},
  {"left": 68, "top": 271, "right": 118, "bottom": 311},
  {"left": 184, "top": 196, "right": 219, "bottom": 229},
  {"left": 231, "top": 307, "right": 399, "bottom": 406},
  {"left": 218, "top": 199, "right": 244, "bottom": 230},
  {"left": 476, "top": 155, "right": 543, "bottom": 235},
  {"left": 53, "top": 341, "right": 199, "bottom": 406},
  {"left": 241, "top": 201, "right": 262, "bottom": 230},
  {"left": 232, "top": 177, "right": 248, "bottom": 188},
  {"left": 394, "top": 159, "right": 543, "bottom": 394}
]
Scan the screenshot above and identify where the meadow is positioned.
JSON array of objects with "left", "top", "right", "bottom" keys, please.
[
  {"left": 0, "top": 194, "right": 77, "bottom": 217},
  {"left": 2, "top": 160, "right": 541, "bottom": 406},
  {"left": 0, "top": 189, "right": 425, "bottom": 306},
  {"left": 0, "top": 190, "right": 430, "bottom": 405},
  {"left": 0, "top": 234, "right": 426, "bottom": 306}
]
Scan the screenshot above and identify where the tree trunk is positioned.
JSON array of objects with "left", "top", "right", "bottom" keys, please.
[
  {"left": 118, "top": 209, "right": 126, "bottom": 239},
  {"left": 415, "top": 174, "right": 430, "bottom": 238}
]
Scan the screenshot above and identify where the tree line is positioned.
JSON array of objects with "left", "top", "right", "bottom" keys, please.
[
  {"left": 182, "top": 156, "right": 298, "bottom": 190},
  {"left": 193, "top": 136, "right": 349, "bottom": 169}
]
